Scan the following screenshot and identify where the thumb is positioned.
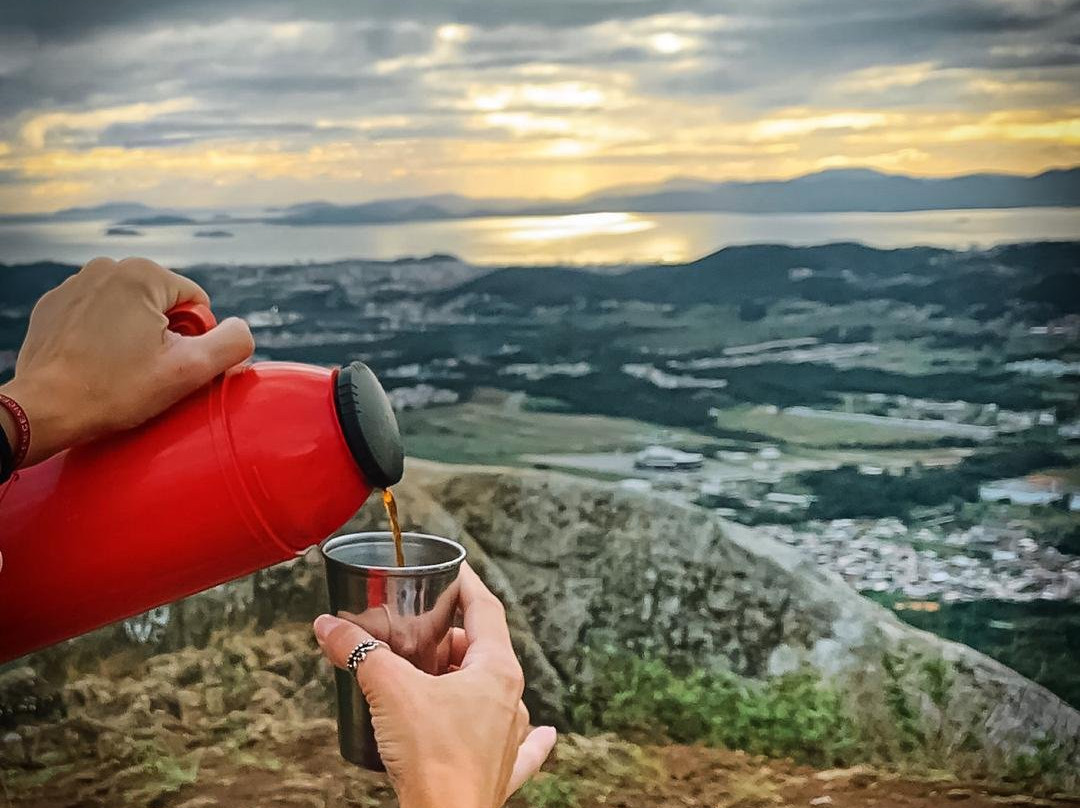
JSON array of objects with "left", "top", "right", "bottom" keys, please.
[
  {"left": 504, "top": 726, "right": 558, "bottom": 800},
  {"left": 313, "top": 614, "right": 419, "bottom": 697},
  {"left": 171, "top": 316, "right": 254, "bottom": 385}
]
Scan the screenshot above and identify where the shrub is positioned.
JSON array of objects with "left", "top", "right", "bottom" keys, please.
[
  {"left": 517, "top": 774, "right": 579, "bottom": 808},
  {"left": 569, "top": 649, "right": 858, "bottom": 767}
]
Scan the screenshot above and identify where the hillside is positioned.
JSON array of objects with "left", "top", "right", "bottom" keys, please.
[
  {"left": 5, "top": 167, "right": 1078, "bottom": 227},
  {"left": 445, "top": 241, "right": 1080, "bottom": 316},
  {"left": 3, "top": 461, "right": 1078, "bottom": 806}
]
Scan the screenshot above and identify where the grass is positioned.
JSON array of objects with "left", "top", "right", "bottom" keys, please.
[
  {"left": 398, "top": 400, "right": 716, "bottom": 466},
  {"left": 569, "top": 649, "right": 858, "bottom": 769},
  {"left": 566, "top": 645, "right": 1076, "bottom": 790},
  {"left": 517, "top": 774, "right": 579, "bottom": 808},
  {"left": 714, "top": 405, "right": 963, "bottom": 448}
]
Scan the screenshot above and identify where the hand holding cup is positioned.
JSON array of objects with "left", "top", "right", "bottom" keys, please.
[{"left": 315, "top": 560, "right": 556, "bottom": 808}]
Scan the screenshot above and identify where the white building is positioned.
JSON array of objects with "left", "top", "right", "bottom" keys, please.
[
  {"left": 634, "top": 445, "right": 704, "bottom": 470},
  {"left": 978, "top": 477, "right": 1064, "bottom": 507},
  {"left": 765, "top": 492, "right": 814, "bottom": 508}
]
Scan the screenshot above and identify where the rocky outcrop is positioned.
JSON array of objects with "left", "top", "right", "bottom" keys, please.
[
  {"left": 5, "top": 460, "right": 1079, "bottom": 787},
  {"left": 409, "top": 463, "right": 1080, "bottom": 778}
]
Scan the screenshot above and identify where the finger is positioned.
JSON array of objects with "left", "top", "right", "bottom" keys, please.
[
  {"left": 313, "top": 614, "right": 418, "bottom": 696},
  {"left": 437, "top": 627, "right": 468, "bottom": 673},
  {"left": 168, "top": 316, "right": 254, "bottom": 385},
  {"left": 457, "top": 563, "right": 516, "bottom": 671},
  {"left": 503, "top": 726, "right": 557, "bottom": 800},
  {"left": 117, "top": 257, "right": 210, "bottom": 309},
  {"left": 162, "top": 270, "right": 210, "bottom": 309}
]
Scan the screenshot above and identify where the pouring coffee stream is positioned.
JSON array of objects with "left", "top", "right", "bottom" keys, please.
[{"left": 382, "top": 488, "right": 406, "bottom": 566}]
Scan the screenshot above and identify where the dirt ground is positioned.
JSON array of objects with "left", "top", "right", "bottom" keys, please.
[
  {"left": 2, "top": 623, "right": 1076, "bottom": 808},
  {"left": 6, "top": 726, "right": 1080, "bottom": 808}
]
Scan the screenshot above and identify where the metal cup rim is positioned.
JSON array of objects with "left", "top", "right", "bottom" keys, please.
[{"left": 320, "top": 531, "right": 466, "bottom": 576}]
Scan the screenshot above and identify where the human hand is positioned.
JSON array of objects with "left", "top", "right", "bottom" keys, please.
[
  {"left": 0, "top": 256, "right": 254, "bottom": 466},
  {"left": 313, "top": 563, "right": 557, "bottom": 808}
]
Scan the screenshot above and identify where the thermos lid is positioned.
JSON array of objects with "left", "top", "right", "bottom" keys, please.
[{"left": 333, "top": 362, "right": 404, "bottom": 489}]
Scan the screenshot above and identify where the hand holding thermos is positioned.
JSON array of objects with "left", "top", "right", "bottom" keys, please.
[{"left": 0, "top": 256, "right": 554, "bottom": 807}]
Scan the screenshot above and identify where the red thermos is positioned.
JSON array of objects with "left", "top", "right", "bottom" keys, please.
[{"left": 0, "top": 303, "right": 403, "bottom": 663}]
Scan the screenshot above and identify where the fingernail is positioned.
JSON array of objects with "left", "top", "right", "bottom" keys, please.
[{"left": 313, "top": 614, "right": 339, "bottom": 642}]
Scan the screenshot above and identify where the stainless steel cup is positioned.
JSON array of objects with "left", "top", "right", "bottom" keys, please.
[{"left": 321, "top": 531, "right": 466, "bottom": 769}]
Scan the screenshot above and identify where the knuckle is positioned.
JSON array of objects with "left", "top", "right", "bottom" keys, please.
[
  {"left": 80, "top": 257, "right": 117, "bottom": 277},
  {"left": 493, "top": 660, "right": 525, "bottom": 695},
  {"left": 234, "top": 320, "right": 256, "bottom": 353},
  {"left": 115, "top": 256, "right": 158, "bottom": 283},
  {"left": 116, "top": 256, "right": 157, "bottom": 272},
  {"left": 481, "top": 591, "right": 507, "bottom": 618}
]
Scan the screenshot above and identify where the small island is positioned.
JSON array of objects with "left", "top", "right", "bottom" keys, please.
[
  {"left": 194, "top": 229, "right": 235, "bottom": 238},
  {"left": 104, "top": 226, "right": 143, "bottom": 236},
  {"left": 119, "top": 214, "right": 196, "bottom": 226}
]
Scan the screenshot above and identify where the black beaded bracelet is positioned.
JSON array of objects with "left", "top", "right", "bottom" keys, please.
[{"left": 0, "top": 421, "right": 13, "bottom": 484}]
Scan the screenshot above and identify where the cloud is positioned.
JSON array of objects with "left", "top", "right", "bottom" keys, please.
[
  {"left": 0, "top": 0, "right": 1077, "bottom": 211},
  {"left": 21, "top": 98, "right": 197, "bottom": 148}
]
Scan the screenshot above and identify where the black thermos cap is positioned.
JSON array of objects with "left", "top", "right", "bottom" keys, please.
[{"left": 332, "top": 361, "right": 404, "bottom": 489}]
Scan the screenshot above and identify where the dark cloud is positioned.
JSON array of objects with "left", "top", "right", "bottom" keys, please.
[
  {"left": 0, "top": 0, "right": 1076, "bottom": 155},
  {"left": 5, "top": 0, "right": 1077, "bottom": 40},
  {"left": 0, "top": 0, "right": 709, "bottom": 40}
]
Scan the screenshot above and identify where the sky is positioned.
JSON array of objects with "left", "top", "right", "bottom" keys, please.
[{"left": 0, "top": 0, "right": 1078, "bottom": 213}]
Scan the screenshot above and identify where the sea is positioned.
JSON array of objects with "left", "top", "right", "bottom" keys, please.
[{"left": 1, "top": 206, "right": 1078, "bottom": 267}]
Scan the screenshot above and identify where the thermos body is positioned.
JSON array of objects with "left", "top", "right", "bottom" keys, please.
[{"left": 0, "top": 306, "right": 404, "bottom": 663}]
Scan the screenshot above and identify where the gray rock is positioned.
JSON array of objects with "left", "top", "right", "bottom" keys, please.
[
  {"left": 415, "top": 461, "right": 1080, "bottom": 783},
  {"left": 9, "top": 459, "right": 1079, "bottom": 788}
]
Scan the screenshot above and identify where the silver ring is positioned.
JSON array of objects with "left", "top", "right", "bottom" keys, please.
[{"left": 346, "top": 640, "right": 385, "bottom": 673}]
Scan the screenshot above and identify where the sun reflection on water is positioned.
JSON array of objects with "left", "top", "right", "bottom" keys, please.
[{"left": 498, "top": 212, "right": 656, "bottom": 243}]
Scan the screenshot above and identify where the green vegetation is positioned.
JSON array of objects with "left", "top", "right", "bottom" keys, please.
[
  {"left": 518, "top": 774, "right": 579, "bottom": 808},
  {"left": 714, "top": 405, "right": 955, "bottom": 447},
  {"left": 123, "top": 740, "right": 201, "bottom": 804},
  {"left": 799, "top": 447, "right": 1068, "bottom": 519},
  {"left": 876, "top": 649, "right": 956, "bottom": 759},
  {"left": 1031, "top": 511, "right": 1080, "bottom": 555},
  {"left": 568, "top": 644, "right": 1074, "bottom": 789},
  {"left": 1004, "top": 737, "right": 1070, "bottom": 789},
  {"left": 569, "top": 650, "right": 858, "bottom": 768},
  {"left": 398, "top": 400, "right": 715, "bottom": 466},
  {"left": 871, "top": 595, "right": 1080, "bottom": 710}
]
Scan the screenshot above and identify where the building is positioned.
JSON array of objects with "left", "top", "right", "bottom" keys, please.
[
  {"left": 634, "top": 445, "right": 704, "bottom": 470},
  {"left": 1059, "top": 422, "right": 1080, "bottom": 440},
  {"left": 387, "top": 384, "right": 459, "bottom": 411},
  {"left": 978, "top": 476, "right": 1064, "bottom": 507},
  {"left": 764, "top": 492, "right": 815, "bottom": 508}
]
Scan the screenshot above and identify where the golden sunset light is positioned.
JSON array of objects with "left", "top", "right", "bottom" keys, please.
[{"left": 1, "top": 2, "right": 1078, "bottom": 213}]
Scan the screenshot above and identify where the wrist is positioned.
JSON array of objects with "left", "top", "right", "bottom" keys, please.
[
  {"left": 396, "top": 767, "right": 488, "bottom": 808},
  {"left": 0, "top": 377, "right": 72, "bottom": 467}
]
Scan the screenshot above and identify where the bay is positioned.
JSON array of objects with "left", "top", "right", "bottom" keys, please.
[{"left": 0, "top": 206, "right": 1077, "bottom": 268}]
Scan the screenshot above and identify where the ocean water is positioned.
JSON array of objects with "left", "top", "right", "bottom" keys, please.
[{"left": 0, "top": 207, "right": 1077, "bottom": 268}]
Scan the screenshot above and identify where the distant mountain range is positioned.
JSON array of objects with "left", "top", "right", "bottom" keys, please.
[{"left": 3, "top": 167, "right": 1078, "bottom": 227}]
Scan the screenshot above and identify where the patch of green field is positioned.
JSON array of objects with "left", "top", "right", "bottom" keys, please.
[
  {"left": 600, "top": 301, "right": 987, "bottom": 374},
  {"left": 398, "top": 399, "right": 716, "bottom": 466},
  {"left": 714, "top": 405, "right": 961, "bottom": 448}
]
